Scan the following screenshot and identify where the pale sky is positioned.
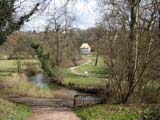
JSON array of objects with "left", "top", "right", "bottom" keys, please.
[{"left": 19, "top": 0, "right": 98, "bottom": 32}]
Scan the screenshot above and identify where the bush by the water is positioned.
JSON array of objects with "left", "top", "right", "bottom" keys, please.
[{"left": 32, "top": 44, "right": 54, "bottom": 77}]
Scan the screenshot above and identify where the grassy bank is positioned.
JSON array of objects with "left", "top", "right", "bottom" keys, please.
[
  {"left": 0, "top": 59, "right": 39, "bottom": 79},
  {"left": 0, "top": 98, "right": 31, "bottom": 120},
  {"left": 75, "top": 104, "right": 141, "bottom": 120},
  {"left": 64, "top": 70, "right": 106, "bottom": 88},
  {"left": 0, "top": 59, "right": 54, "bottom": 98},
  {"left": 64, "top": 55, "right": 108, "bottom": 88},
  {"left": 0, "top": 74, "right": 54, "bottom": 98},
  {"left": 76, "top": 56, "right": 107, "bottom": 78}
]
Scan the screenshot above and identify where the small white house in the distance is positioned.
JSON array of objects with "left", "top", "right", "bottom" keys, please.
[{"left": 80, "top": 43, "right": 91, "bottom": 55}]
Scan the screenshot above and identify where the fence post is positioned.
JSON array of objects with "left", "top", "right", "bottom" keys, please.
[{"left": 74, "top": 95, "right": 78, "bottom": 106}]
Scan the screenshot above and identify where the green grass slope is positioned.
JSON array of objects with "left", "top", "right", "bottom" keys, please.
[
  {"left": 0, "top": 98, "right": 31, "bottom": 120},
  {"left": 0, "top": 59, "right": 39, "bottom": 79},
  {"left": 64, "top": 55, "right": 108, "bottom": 88},
  {"left": 75, "top": 104, "right": 141, "bottom": 120}
]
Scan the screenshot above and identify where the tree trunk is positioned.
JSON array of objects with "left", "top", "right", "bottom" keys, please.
[
  {"left": 121, "top": 0, "right": 140, "bottom": 104},
  {"left": 16, "top": 53, "right": 21, "bottom": 73},
  {"left": 95, "top": 50, "right": 99, "bottom": 66},
  {"left": 56, "top": 31, "right": 60, "bottom": 66}
]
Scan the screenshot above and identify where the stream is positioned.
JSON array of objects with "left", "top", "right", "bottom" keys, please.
[
  {"left": 29, "top": 72, "right": 48, "bottom": 88},
  {"left": 28, "top": 72, "right": 106, "bottom": 106}
]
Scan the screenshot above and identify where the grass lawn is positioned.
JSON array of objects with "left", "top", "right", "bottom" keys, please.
[
  {"left": 74, "top": 104, "right": 141, "bottom": 120},
  {"left": 64, "top": 70, "right": 107, "bottom": 88},
  {"left": 63, "top": 55, "right": 108, "bottom": 88},
  {"left": 0, "top": 59, "right": 39, "bottom": 79},
  {"left": 0, "top": 98, "right": 31, "bottom": 120},
  {"left": 76, "top": 56, "right": 108, "bottom": 78}
]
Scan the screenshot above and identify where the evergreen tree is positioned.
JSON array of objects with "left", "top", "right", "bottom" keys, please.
[{"left": 0, "top": 0, "right": 39, "bottom": 45}]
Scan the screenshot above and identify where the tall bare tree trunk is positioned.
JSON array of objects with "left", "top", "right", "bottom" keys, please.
[
  {"left": 56, "top": 31, "right": 60, "bottom": 66},
  {"left": 95, "top": 40, "right": 99, "bottom": 66},
  {"left": 15, "top": 52, "right": 21, "bottom": 73},
  {"left": 119, "top": 0, "right": 140, "bottom": 103},
  {"left": 95, "top": 50, "right": 99, "bottom": 66}
]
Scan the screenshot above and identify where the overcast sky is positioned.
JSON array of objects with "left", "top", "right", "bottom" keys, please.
[{"left": 19, "top": 0, "right": 98, "bottom": 32}]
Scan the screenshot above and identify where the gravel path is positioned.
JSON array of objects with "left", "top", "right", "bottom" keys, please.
[
  {"left": 30, "top": 106, "right": 80, "bottom": 120},
  {"left": 6, "top": 96, "right": 80, "bottom": 120},
  {"left": 70, "top": 57, "right": 91, "bottom": 76}
]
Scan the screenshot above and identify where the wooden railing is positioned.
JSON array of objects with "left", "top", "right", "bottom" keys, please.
[{"left": 73, "top": 94, "right": 106, "bottom": 106}]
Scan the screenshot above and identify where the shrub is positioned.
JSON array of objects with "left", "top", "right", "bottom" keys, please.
[
  {"left": 32, "top": 44, "right": 54, "bottom": 77},
  {"left": 142, "top": 106, "right": 160, "bottom": 120},
  {"left": 141, "top": 86, "right": 160, "bottom": 104}
]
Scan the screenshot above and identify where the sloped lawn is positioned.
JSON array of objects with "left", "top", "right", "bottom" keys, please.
[
  {"left": 64, "top": 70, "right": 106, "bottom": 88},
  {"left": 76, "top": 56, "right": 108, "bottom": 78},
  {"left": 64, "top": 55, "right": 108, "bottom": 88},
  {"left": 0, "top": 98, "right": 31, "bottom": 120}
]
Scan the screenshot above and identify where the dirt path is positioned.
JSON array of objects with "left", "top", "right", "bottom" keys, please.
[
  {"left": 70, "top": 57, "right": 91, "bottom": 76},
  {"left": 31, "top": 106, "right": 80, "bottom": 120},
  {"left": 7, "top": 96, "right": 80, "bottom": 120}
]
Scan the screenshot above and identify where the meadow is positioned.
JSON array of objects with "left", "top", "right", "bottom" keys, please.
[
  {"left": 0, "top": 59, "right": 39, "bottom": 79},
  {"left": 63, "top": 55, "right": 108, "bottom": 88}
]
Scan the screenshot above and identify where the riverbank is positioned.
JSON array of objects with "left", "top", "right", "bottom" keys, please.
[{"left": 0, "top": 73, "right": 54, "bottom": 98}]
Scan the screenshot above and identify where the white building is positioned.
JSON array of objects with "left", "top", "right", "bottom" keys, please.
[{"left": 80, "top": 43, "right": 91, "bottom": 55}]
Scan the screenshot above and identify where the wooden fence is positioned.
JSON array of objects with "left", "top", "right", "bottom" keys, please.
[{"left": 73, "top": 94, "right": 106, "bottom": 106}]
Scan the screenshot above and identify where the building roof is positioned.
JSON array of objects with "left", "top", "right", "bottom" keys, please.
[{"left": 80, "top": 43, "right": 91, "bottom": 49}]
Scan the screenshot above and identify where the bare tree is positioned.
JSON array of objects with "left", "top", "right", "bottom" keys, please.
[
  {"left": 44, "top": 0, "right": 74, "bottom": 67},
  {"left": 99, "top": 0, "right": 160, "bottom": 103},
  {"left": 94, "top": 24, "right": 105, "bottom": 66}
]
